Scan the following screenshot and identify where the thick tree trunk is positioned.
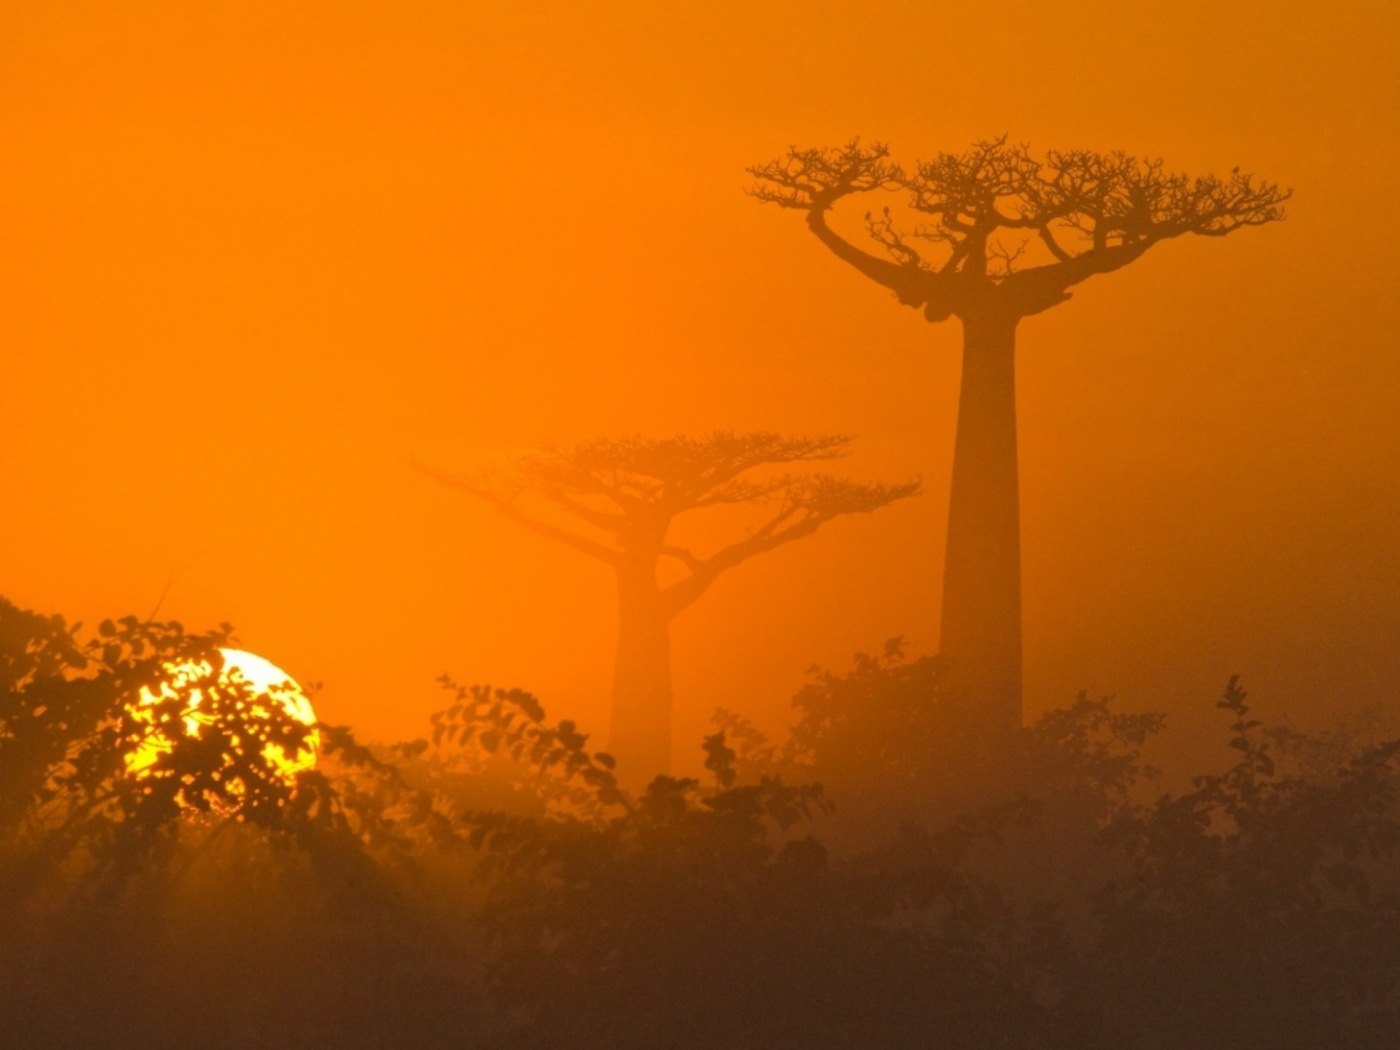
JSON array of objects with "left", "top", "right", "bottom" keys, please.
[
  {"left": 607, "top": 556, "right": 674, "bottom": 781},
  {"left": 939, "top": 310, "right": 1023, "bottom": 734}
]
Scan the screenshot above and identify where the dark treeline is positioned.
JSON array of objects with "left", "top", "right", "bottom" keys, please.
[{"left": 3, "top": 595, "right": 1398, "bottom": 1050}]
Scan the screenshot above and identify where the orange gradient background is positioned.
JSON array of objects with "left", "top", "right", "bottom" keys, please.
[{"left": 3, "top": 0, "right": 1397, "bottom": 764}]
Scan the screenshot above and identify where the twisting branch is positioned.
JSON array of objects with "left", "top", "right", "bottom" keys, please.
[
  {"left": 746, "top": 139, "right": 903, "bottom": 212},
  {"left": 865, "top": 207, "right": 925, "bottom": 268},
  {"left": 412, "top": 458, "right": 624, "bottom": 565},
  {"left": 987, "top": 238, "right": 1030, "bottom": 278},
  {"left": 751, "top": 136, "right": 1290, "bottom": 319},
  {"left": 659, "top": 473, "right": 922, "bottom": 618},
  {"left": 658, "top": 545, "right": 702, "bottom": 572},
  {"left": 749, "top": 140, "right": 943, "bottom": 312}
]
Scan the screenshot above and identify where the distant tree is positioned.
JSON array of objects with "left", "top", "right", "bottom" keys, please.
[
  {"left": 750, "top": 139, "right": 1289, "bottom": 733},
  {"left": 418, "top": 432, "right": 918, "bottom": 777}
]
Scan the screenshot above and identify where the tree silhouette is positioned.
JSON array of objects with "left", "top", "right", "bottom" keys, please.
[
  {"left": 418, "top": 432, "right": 918, "bottom": 777},
  {"left": 750, "top": 138, "right": 1289, "bottom": 732}
]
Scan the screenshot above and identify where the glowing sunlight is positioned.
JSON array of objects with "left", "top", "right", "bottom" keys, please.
[{"left": 126, "top": 648, "right": 319, "bottom": 786}]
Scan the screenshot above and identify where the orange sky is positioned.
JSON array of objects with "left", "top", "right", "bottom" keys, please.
[{"left": 3, "top": 0, "right": 1397, "bottom": 763}]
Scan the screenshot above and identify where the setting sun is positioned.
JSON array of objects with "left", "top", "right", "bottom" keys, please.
[{"left": 126, "top": 648, "right": 319, "bottom": 786}]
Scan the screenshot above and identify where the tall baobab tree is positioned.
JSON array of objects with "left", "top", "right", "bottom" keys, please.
[
  {"left": 749, "top": 139, "right": 1288, "bottom": 733},
  {"left": 419, "top": 433, "right": 917, "bottom": 777}
]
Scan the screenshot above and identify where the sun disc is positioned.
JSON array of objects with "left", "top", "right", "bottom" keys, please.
[{"left": 125, "top": 648, "right": 320, "bottom": 790}]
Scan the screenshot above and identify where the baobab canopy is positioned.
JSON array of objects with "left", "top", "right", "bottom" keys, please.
[{"left": 749, "top": 138, "right": 1290, "bottom": 321}]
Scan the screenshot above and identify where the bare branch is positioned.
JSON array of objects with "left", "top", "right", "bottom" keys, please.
[
  {"left": 750, "top": 140, "right": 953, "bottom": 313},
  {"left": 659, "top": 474, "right": 920, "bottom": 617},
  {"left": 658, "top": 545, "right": 702, "bottom": 572},
  {"left": 865, "top": 206, "right": 925, "bottom": 268},
  {"left": 747, "top": 139, "right": 902, "bottom": 212},
  {"left": 1035, "top": 224, "right": 1073, "bottom": 263},
  {"left": 805, "top": 206, "right": 941, "bottom": 309},
  {"left": 413, "top": 458, "right": 623, "bottom": 565},
  {"left": 986, "top": 238, "right": 1030, "bottom": 278},
  {"left": 904, "top": 137, "right": 1042, "bottom": 244}
]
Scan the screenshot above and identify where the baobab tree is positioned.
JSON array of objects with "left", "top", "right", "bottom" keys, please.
[
  {"left": 749, "top": 138, "right": 1289, "bottom": 733},
  {"left": 419, "top": 433, "right": 917, "bottom": 777}
]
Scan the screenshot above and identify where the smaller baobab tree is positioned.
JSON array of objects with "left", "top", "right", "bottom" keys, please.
[{"left": 418, "top": 433, "right": 918, "bottom": 778}]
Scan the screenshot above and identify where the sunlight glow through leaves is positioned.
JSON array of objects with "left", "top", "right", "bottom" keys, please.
[{"left": 125, "top": 648, "right": 319, "bottom": 790}]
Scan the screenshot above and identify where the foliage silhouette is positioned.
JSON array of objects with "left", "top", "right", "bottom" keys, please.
[
  {"left": 0, "top": 596, "right": 491, "bottom": 1049},
  {"left": 1091, "top": 678, "right": 1400, "bottom": 1049},
  {"left": 426, "top": 674, "right": 1072, "bottom": 1050},
  {"left": 750, "top": 138, "right": 1290, "bottom": 735},
  {"left": 717, "top": 639, "right": 1163, "bottom": 848},
  {"left": 417, "top": 432, "right": 918, "bottom": 778},
  {"left": 0, "top": 597, "right": 443, "bottom": 903},
  {"left": 4, "top": 596, "right": 1398, "bottom": 1050}
]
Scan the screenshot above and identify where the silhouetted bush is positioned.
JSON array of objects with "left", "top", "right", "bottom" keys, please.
[
  {"left": 0, "top": 597, "right": 486, "bottom": 1049},
  {"left": 1088, "top": 679, "right": 1400, "bottom": 1050},
  {"left": 3, "top": 596, "right": 1398, "bottom": 1049}
]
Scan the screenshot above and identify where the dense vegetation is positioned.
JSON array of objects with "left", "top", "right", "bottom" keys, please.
[{"left": 3, "top": 595, "right": 1397, "bottom": 1049}]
